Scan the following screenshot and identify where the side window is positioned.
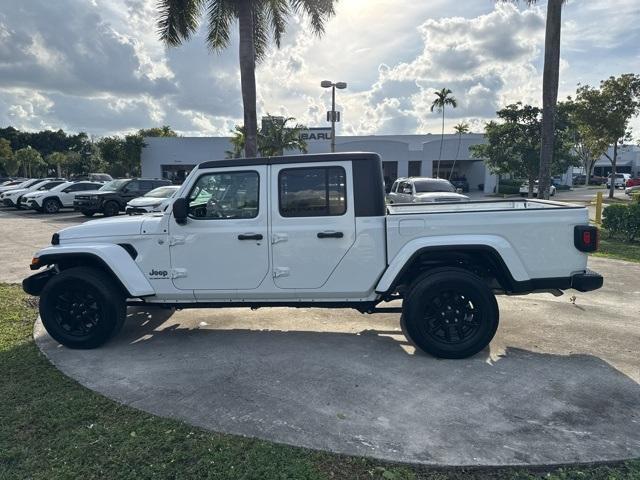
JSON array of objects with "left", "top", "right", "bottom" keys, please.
[
  {"left": 187, "top": 171, "right": 259, "bottom": 220},
  {"left": 279, "top": 166, "right": 346, "bottom": 217},
  {"left": 137, "top": 180, "right": 153, "bottom": 191},
  {"left": 125, "top": 181, "right": 139, "bottom": 192},
  {"left": 64, "top": 184, "right": 83, "bottom": 192}
]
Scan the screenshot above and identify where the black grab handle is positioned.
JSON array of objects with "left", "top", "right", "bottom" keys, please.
[
  {"left": 317, "top": 231, "right": 344, "bottom": 239},
  {"left": 238, "top": 233, "right": 263, "bottom": 240}
]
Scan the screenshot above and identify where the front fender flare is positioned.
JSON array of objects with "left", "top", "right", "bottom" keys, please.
[
  {"left": 375, "top": 235, "right": 529, "bottom": 293},
  {"left": 31, "top": 244, "right": 155, "bottom": 297}
]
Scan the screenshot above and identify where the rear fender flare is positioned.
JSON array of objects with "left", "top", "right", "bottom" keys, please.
[{"left": 375, "top": 235, "right": 528, "bottom": 293}]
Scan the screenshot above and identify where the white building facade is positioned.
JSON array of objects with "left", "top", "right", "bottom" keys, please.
[{"left": 141, "top": 128, "right": 499, "bottom": 193}]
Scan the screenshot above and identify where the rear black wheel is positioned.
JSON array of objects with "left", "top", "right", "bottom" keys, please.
[
  {"left": 103, "top": 201, "right": 120, "bottom": 217},
  {"left": 39, "top": 267, "right": 126, "bottom": 349},
  {"left": 401, "top": 268, "right": 499, "bottom": 359},
  {"left": 43, "top": 198, "right": 61, "bottom": 214},
  {"left": 81, "top": 210, "right": 95, "bottom": 217}
]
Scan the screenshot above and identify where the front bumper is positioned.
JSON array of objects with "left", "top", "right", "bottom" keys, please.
[
  {"left": 571, "top": 269, "right": 603, "bottom": 292},
  {"left": 74, "top": 199, "right": 101, "bottom": 210},
  {"left": 22, "top": 268, "right": 56, "bottom": 296}
]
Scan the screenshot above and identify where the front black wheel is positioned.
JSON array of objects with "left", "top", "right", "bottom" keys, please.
[
  {"left": 39, "top": 267, "right": 126, "bottom": 349},
  {"left": 81, "top": 210, "right": 95, "bottom": 217},
  {"left": 103, "top": 201, "right": 120, "bottom": 217},
  {"left": 43, "top": 198, "right": 61, "bottom": 214},
  {"left": 401, "top": 268, "right": 499, "bottom": 359}
]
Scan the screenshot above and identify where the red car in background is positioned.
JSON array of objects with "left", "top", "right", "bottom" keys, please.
[{"left": 626, "top": 177, "right": 640, "bottom": 188}]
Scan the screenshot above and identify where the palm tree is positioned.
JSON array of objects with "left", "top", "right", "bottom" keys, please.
[
  {"left": 449, "top": 122, "right": 470, "bottom": 181},
  {"left": 258, "top": 115, "right": 308, "bottom": 156},
  {"left": 157, "top": 0, "right": 336, "bottom": 158},
  {"left": 430, "top": 88, "right": 457, "bottom": 178},
  {"left": 506, "top": 0, "right": 565, "bottom": 199},
  {"left": 226, "top": 116, "right": 308, "bottom": 158}
]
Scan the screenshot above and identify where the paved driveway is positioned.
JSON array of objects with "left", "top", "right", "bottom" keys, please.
[{"left": 34, "top": 257, "right": 640, "bottom": 466}]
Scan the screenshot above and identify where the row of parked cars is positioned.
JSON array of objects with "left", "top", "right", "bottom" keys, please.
[{"left": 0, "top": 175, "right": 179, "bottom": 216}]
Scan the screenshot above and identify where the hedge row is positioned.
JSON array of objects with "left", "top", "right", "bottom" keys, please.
[{"left": 603, "top": 203, "right": 640, "bottom": 242}]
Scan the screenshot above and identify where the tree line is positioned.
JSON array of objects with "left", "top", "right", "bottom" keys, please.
[
  {"left": 0, "top": 126, "right": 177, "bottom": 179},
  {"left": 471, "top": 73, "right": 640, "bottom": 199}
]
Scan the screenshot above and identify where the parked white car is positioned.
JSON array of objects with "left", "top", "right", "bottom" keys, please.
[
  {"left": 24, "top": 153, "right": 602, "bottom": 359},
  {"left": 21, "top": 181, "right": 105, "bottom": 213},
  {"left": 606, "top": 173, "right": 631, "bottom": 189},
  {"left": 1, "top": 178, "right": 66, "bottom": 208},
  {"left": 519, "top": 181, "right": 556, "bottom": 197},
  {"left": 388, "top": 177, "right": 469, "bottom": 203},
  {"left": 125, "top": 185, "right": 180, "bottom": 214},
  {"left": 0, "top": 178, "right": 39, "bottom": 194}
]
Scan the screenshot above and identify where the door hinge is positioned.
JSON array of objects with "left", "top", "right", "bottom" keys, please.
[
  {"left": 169, "top": 235, "right": 185, "bottom": 246},
  {"left": 272, "top": 267, "right": 290, "bottom": 278},
  {"left": 272, "top": 233, "right": 288, "bottom": 244},
  {"left": 171, "top": 268, "right": 188, "bottom": 279}
]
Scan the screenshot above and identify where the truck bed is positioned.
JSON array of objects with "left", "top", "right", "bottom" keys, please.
[
  {"left": 386, "top": 199, "right": 583, "bottom": 215},
  {"left": 385, "top": 199, "right": 590, "bottom": 282}
]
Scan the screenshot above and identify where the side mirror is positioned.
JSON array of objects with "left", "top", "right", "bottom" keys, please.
[
  {"left": 173, "top": 198, "right": 188, "bottom": 225},
  {"left": 456, "top": 188, "right": 463, "bottom": 194}
]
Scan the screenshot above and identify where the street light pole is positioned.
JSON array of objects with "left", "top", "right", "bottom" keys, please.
[{"left": 321, "top": 80, "right": 347, "bottom": 153}]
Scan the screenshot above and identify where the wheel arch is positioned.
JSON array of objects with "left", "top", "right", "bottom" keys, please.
[
  {"left": 29, "top": 245, "right": 154, "bottom": 298},
  {"left": 376, "top": 237, "right": 529, "bottom": 295}
]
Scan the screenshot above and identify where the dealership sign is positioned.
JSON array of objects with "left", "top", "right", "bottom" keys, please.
[{"left": 299, "top": 128, "right": 332, "bottom": 142}]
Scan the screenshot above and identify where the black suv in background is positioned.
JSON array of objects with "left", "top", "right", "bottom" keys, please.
[{"left": 74, "top": 178, "right": 171, "bottom": 217}]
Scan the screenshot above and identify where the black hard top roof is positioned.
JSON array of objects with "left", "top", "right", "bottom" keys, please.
[{"left": 197, "top": 152, "right": 380, "bottom": 169}]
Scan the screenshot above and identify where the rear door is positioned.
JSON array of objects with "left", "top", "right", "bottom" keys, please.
[{"left": 270, "top": 162, "right": 355, "bottom": 289}]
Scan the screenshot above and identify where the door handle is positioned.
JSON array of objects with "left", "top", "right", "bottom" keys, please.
[
  {"left": 317, "top": 231, "right": 344, "bottom": 239},
  {"left": 238, "top": 233, "right": 263, "bottom": 241}
]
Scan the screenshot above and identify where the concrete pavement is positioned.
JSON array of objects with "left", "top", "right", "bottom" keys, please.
[{"left": 34, "top": 256, "right": 640, "bottom": 466}]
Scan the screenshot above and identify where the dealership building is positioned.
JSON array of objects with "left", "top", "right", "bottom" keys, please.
[{"left": 141, "top": 127, "right": 505, "bottom": 193}]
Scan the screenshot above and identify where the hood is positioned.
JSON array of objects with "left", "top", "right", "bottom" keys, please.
[
  {"left": 2, "top": 187, "right": 28, "bottom": 197},
  {"left": 414, "top": 192, "right": 469, "bottom": 202},
  {"left": 22, "top": 190, "right": 45, "bottom": 199},
  {"left": 127, "top": 196, "right": 164, "bottom": 207},
  {"left": 59, "top": 215, "right": 147, "bottom": 240}
]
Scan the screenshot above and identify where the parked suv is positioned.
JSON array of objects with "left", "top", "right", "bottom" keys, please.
[
  {"left": 74, "top": 178, "right": 172, "bottom": 217},
  {"left": 22, "top": 181, "right": 105, "bottom": 213},
  {"left": 606, "top": 173, "right": 631, "bottom": 189},
  {"left": 1, "top": 178, "right": 66, "bottom": 208}
]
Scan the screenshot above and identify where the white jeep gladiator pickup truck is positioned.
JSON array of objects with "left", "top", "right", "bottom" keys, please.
[{"left": 23, "top": 153, "right": 603, "bottom": 358}]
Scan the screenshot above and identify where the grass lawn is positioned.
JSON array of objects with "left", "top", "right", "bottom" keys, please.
[
  {"left": 595, "top": 236, "right": 640, "bottom": 263},
  {"left": 1, "top": 283, "right": 639, "bottom": 479}
]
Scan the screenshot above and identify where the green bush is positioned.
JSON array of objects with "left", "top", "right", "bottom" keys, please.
[
  {"left": 632, "top": 192, "right": 640, "bottom": 204},
  {"left": 603, "top": 203, "right": 640, "bottom": 241},
  {"left": 497, "top": 184, "right": 521, "bottom": 195},
  {"left": 499, "top": 179, "right": 523, "bottom": 187}
]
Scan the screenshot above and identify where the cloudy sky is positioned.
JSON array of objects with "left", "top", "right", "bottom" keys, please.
[{"left": 0, "top": 0, "right": 638, "bottom": 138}]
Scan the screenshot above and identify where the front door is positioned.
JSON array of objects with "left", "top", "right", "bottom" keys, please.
[
  {"left": 169, "top": 166, "right": 269, "bottom": 291},
  {"left": 270, "top": 162, "right": 356, "bottom": 289}
]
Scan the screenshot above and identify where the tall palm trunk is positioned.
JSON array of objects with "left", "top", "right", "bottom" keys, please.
[
  {"left": 537, "top": 0, "right": 562, "bottom": 200},
  {"left": 437, "top": 108, "right": 445, "bottom": 177},
  {"left": 449, "top": 132, "right": 462, "bottom": 181},
  {"left": 238, "top": 0, "right": 258, "bottom": 158}
]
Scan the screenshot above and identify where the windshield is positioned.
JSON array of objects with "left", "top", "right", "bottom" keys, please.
[
  {"left": 19, "top": 179, "right": 42, "bottom": 189},
  {"left": 144, "top": 186, "right": 178, "bottom": 198},
  {"left": 99, "top": 179, "right": 129, "bottom": 192},
  {"left": 413, "top": 180, "right": 455, "bottom": 193}
]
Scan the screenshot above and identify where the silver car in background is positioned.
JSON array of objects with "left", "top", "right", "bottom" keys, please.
[
  {"left": 387, "top": 177, "right": 470, "bottom": 204},
  {"left": 125, "top": 185, "right": 180, "bottom": 214}
]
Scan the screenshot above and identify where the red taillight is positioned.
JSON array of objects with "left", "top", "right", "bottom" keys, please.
[{"left": 574, "top": 226, "right": 598, "bottom": 253}]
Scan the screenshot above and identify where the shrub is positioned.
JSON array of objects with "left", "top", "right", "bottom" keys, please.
[
  {"left": 499, "top": 179, "right": 523, "bottom": 187},
  {"left": 497, "top": 184, "right": 520, "bottom": 195},
  {"left": 603, "top": 203, "right": 640, "bottom": 241}
]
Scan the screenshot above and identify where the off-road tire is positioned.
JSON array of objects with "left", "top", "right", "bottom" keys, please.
[
  {"left": 39, "top": 267, "right": 126, "bottom": 349},
  {"left": 81, "top": 210, "right": 95, "bottom": 217},
  {"left": 401, "top": 268, "right": 499, "bottom": 359}
]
